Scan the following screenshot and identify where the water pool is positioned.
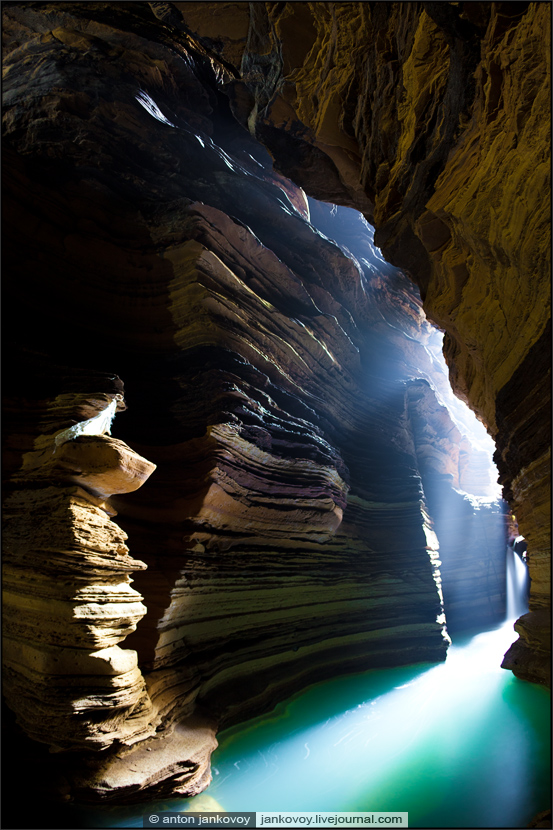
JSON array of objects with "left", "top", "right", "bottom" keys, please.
[{"left": 78, "top": 620, "right": 550, "bottom": 828}]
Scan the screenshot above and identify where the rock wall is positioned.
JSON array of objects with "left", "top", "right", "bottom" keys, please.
[
  {"left": 174, "top": 0, "right": 551, "bottom": 685},
  {"left": 1, "top": 0, "right": 547, "bottom": 804},
  {"left": 405, "top": 379, "right": 507, "bottom": 631}
]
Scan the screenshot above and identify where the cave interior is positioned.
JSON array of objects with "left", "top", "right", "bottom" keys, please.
[{"left": 1, "top": 1, "right": 551, "bottom": 825}]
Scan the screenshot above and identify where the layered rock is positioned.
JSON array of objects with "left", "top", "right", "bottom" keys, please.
[
  {"left": 174, "top": 0, "right": 551, "bottom": 684},
  {"left": 2, "top": 2, "right": 448, "bottom": 800},
  {"left": 297, "top": 201, "right": 508, "bottom": 631},
  {"left": 2, "top": 382, "right": 219, "bottom": 800},
  {"left": 501, "top": 608, "right": 551, "bottom": 687},
  {"left": 1, "top": 0, "right": 548, "bottom": 807},
  {"left": 2, "top": 392, "right": 156, "bottom": 751}
]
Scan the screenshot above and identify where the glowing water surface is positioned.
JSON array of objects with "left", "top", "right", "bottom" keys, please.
[{"left": 85, "top": 619, "right": 550, "bottom": 829}]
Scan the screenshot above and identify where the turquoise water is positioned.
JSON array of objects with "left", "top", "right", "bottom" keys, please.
[{"left": 82, "top": 620, "right": 550, "bottom": 829}]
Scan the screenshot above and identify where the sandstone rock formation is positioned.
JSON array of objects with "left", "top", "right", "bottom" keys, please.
[
  {"left": 2, "top": 388, "right": 152, "bottom": 749},
  {"left": 2, "top": 377, "right": 217, "bottom": 801},
  {"left": 2, "top": 0, "right": 549, "bottom": 806},
  {"left": 174, "top": 0, "right": 551, "bottom": 684}
]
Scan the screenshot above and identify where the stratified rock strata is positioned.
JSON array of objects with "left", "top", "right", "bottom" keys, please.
[
  {"left": 2, "top": 0, "right": 549, "bottom": 807},
  {"left": 2, "top": 392, "right": 156, "bottom": 751},
  {"left": 175, "top": 0, "right": 551, "bottom": 685}
]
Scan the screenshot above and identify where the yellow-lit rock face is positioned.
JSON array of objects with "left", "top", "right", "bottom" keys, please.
[
  {"left": 417, "top": 4, "right": 551, "bottom": 426},
  {"left": 2, "top": 484, "right": 156, "bottom": 751},
  {"left": 20, "top": 434, "right": 157, "bottom": 499},
  {"left": 177, "top": 0, "right": 551, "bottom": 685},
  {"left": 2, "top": 390, "right": 158, "bottom": 751},
  {"left": 2, "top": 385, "right": 217, "bottom": 796}
]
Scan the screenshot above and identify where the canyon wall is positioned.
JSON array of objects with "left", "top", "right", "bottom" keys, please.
[
  {"left": 1, "top": 0, "right": 548, "bottom": 804},
  {"left": 174, "top": 0, "right": 551, "bottom": 684}
]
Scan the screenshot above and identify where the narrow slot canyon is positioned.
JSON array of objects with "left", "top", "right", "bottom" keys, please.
[{"left": 1, "top": 3, "right": 551, "bottom": 830}]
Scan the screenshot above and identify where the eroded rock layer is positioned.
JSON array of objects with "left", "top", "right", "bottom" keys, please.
[
  {"left": 174, "top": 0, "right": 551, "bottom": 684},
  {"left": 1, "top": 0, "right": 547, "bottom": 804},
  {"left": 1, "top": 382, "right": 159, "bottom": 747}
]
